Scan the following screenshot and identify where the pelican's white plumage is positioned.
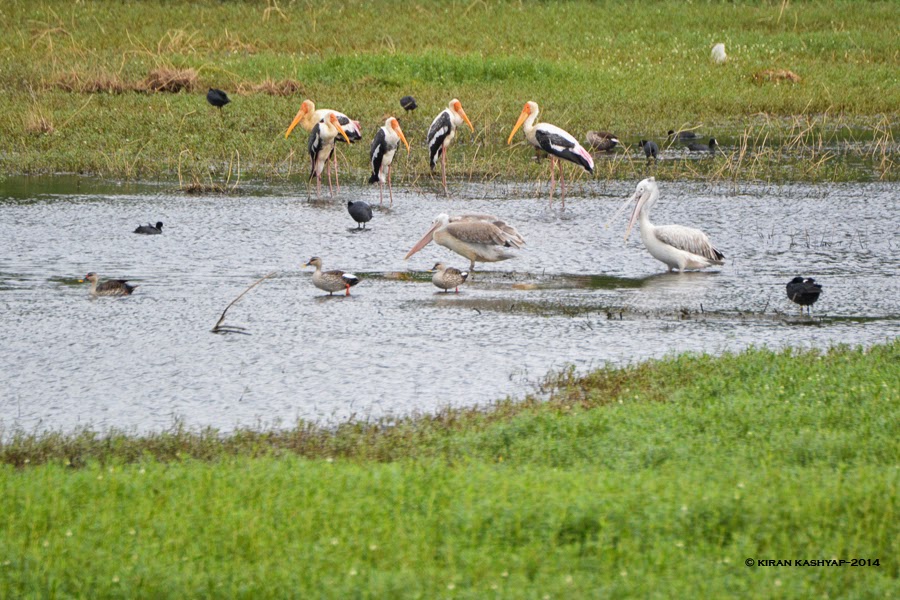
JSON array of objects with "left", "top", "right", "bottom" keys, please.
[
  {"left": 612, "top": 177, "right": 725, "bottom": 272},
  {"left": 404, "top": 213, "right": 525, "bottom": 272}
]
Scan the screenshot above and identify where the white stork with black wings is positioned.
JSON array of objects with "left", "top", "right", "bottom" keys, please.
[
  {"left": 426, "top": 99, "right": 474, "bottom": 195},
  {"left": 508, "top": 101, "right": 594, "bottom": 209},
  {"left": 369, "top": 117, "right": 410, "bottom": 206},
  {"left": 612, "top": 177, "right": 725, "bottom": 273},
  {"left": 404, "top": 213, "right": 525, "bottom": 273},
  {"left": 307, "top": 113, "right": 351, "bottom": 198},
  {"left": 286, "top": 99, "right": 362, "bottom": 192}
]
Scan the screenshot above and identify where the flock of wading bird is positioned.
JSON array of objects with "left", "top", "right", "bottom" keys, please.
[{"left": 80, "top": 93, "right": 822, "bottom": 316}]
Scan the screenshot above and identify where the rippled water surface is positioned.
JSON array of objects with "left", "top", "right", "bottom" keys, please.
[{"left": 1, "top": 177, "right": 897, "bottom": 432}]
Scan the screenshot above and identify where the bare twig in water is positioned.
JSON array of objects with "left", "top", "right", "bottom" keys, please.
[{"left": 212, "top": 272, "right": 277, "bottom": 334}]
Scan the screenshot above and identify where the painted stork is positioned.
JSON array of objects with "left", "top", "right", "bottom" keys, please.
[
  {"left": 786, "top": 277, "right": 822, "bottom": 315},
  {"left": 611, "top": 177, "right": 725, "bottom": 273},
  {"left": 369, "top": 117, "right": 410, "bottom": 206},
  {"left": 307, "top": 113, "right": 351, "bottom": 198},
  {"left": 133, "top": 221, "right": 163, "bottom": 235},
  {"left": 507, "top": 101, "right": 594, "bottom": 209},
  {"left": 426, "top": 99, "right": 474, "bottom": 195},
  {"left": 404, "top": 213, "right": 525, "bottom": 274},
  {"left": 80, "top": 272, "right": 137, "bottom": 297},
  {"left": 303, "top": 257, "right": 360, "bottom": 296},
  {"left": 285, "top": 99, "right": 361, "bottom": 191}
]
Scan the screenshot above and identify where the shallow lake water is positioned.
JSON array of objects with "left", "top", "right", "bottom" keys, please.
[{"left": 1, "top": 177, "right": 897, "bottom": 433}]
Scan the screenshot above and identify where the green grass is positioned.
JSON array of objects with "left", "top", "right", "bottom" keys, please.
[
  {"left": 0, "top": 0, "right": 897, "bottom": 182},
  {"left": 2, "top": 341, "right": 898, "bottom": 598}
]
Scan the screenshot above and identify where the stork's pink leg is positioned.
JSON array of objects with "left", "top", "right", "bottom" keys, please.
[
  {"left": 388, "top": 164, "right": 394, "bottom": 207},
  {"left": 559, "top": 162, "right": 566, "bottom": 210},
  {"left": 441, "top": 146, "right": 448, "bottom": 195},
  {"left": 378, "top": 179, "right": 384, "bottom": 206},
  {"left": 548, "top": 157, "right": 557, "bottom": 208},
  {"left": 326, "top": 162, "right": 334, "bottom": 197},
  {"left": 334, "top": 151, "right": 341, "bottom": 192}
]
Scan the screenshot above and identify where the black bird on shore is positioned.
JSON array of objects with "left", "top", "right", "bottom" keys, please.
[
  {"left": 786, "top": 277, "right": 822, "bottom": 315},
  {"left": 206, "top": 88, "right": 231, "bottom": 111},
  {"left": 134, "top": 221, "right": 163, "bottom": 235},
  {"left": 347, "top": 201, "right": 373, "bottom": 229},
  {"left": 638, "top": 140, "right": 658, "bottom": 164},
  {"left": 688, "top": 137, "right": 719, "bottom": 154},
  {"left": 668, "top": 129, "right": 699, "bottom": 141},
  {"left": 400, "top": 96, "right": 417, "bottom": 112}
]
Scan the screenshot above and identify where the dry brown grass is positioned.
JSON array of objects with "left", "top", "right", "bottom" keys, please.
[
  {"left": 752, "top": 69, "right": 802, "bottom": 84},
  {"left": 53, "top": 70, "right": 128, "bottom": 94},
  {"left": 24, "top": 109, "right": 54, "bottom": 135},
  {"left": 139, "top": 67, "right": 198, "bottom": 93},
  {"left": 236, "top": 78, "right": 303, "bottom": 96}
]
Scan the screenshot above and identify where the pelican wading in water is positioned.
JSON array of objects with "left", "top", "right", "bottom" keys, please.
[
  {"left": 610, "top": 177, "right": 724, "bottom": 273},
  {"left": 303, "top": 257, "right": 360, "bottom": 296},
  {"left": 507, "top": 101, "right": 594, "bottom": 209},
  {"left": 404, "top": 213, "right": 525, "bottom": 274},
  {"left": 426, "top": 99, "right": 474, "bottom": 195}
]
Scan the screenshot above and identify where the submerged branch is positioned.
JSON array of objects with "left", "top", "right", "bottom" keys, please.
[{"left": 212, "top": 272, "right": 277, "bottom": 334}]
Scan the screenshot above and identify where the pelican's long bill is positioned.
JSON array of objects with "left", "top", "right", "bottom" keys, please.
[
  {"left": 507, "top": 103, "right": 531, "bottom": 144},
  {"left": 391, "top": 118, "right": 410, "bottom": 154},
  {"left": 403, "top": 222, "right": 440, "bottom": 260},
  {"left": 453, "top": 99, "right": 474, "bottom": 132},
  {"left": 604, "top": 191, "right": 640, "bottom": 231},
  {"left": 330, "top": 113, "right": 351, "bottom": 144},
  {"left": 624, "top": 188, "right": 649, "bottom": 240},
  {"left": 285, "top": 101, "right": 311, "bottom": 139}
]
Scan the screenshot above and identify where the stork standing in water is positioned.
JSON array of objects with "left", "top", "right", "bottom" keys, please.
[
  {"left": 610, "top": 177, "right": 724, "bottom": 272},
  {"left": 426, "top": 99, "right": 474, "bottom": 195},
  {"left": 285, "top": 99, "right": 361, "bottom": 191},
  {"left": 369, "top": 117, "right": 410, "bottom": 206},
  {"left": 508, "top": 101, "right": 594, "bottom": 209},
  {"left": 307, "top": 113, "right": 351, "bottom": 198},
  {"left": 404, "top": 213, "right": 525, "bottom": 274}
]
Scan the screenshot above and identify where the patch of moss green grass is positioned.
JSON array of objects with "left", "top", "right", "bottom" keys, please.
[
  {"left": 1, "top": 341, "right": 897, "bottom": 597},
  {"left": 0, "top": 1, "right": 897, "bottom": 182}
]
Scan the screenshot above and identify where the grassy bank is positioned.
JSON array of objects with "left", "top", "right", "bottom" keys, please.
[
  {"left": 0, "top": 0, "right": 897, "bottom": 183},
  {"left": 2, "top": 341, "right": 898, "bottom": 597}
]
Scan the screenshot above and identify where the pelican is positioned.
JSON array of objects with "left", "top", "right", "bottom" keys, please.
[
  {"left": 307, "top": 113, "right": 351, "bottom": 198},
  {"left": 285, "top": 99, "right": 362, "bottom": 191},
  {"left": 786, "top": 277, "right": 822, "bottom": 315},
  {"left": 426, "top": 99, "right": 474, "bottom": 195},
  {"left": 303, "top": 257, "right": 359, "bottom": 296},
  {"left": 507, "top": 101, "right": 594, "bottom": 209},
  {"left": 369, "top": 117, "right": 410, "bottom": 206},
  {"left": 80, "top": 272, "right": 137, "bottom": 296},
  {"left": 429, "top": 262, "right": 468, "bottom": 293},
  {"left": 404, "top": 213, "right": 525, "bottom": 273},
  {"left": 133, "top": 221, "right": 163, "bottom": 235},
  {"left": 612, "top": 177, "right": 724, "bottom": 273}
]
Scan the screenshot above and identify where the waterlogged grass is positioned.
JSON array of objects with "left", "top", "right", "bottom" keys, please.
[
  {"left": 1, "top": 341, "right": 898, "bottom": 597},
  {"left": 0, "top": 0, "right": 897, "bottom": 182}
]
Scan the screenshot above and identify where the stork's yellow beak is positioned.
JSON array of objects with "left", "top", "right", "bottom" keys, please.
[
  {"left": 285, "top": 102, "right": 311, "bottom": 139},
  {"left": 507, "top": 103, "right": 531, "bottom": 145}
]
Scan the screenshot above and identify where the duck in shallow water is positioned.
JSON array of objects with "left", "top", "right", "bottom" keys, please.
[
  {"left": 786, "top": 277, "right": 822, "bottom": 315},
  {"left": 430, "top": 262, "right": 469, "bottom": 293},
  {"left": 81, "top": 272, "right": 137, "bottom": 296},
  {"left": 303, "top": 257, "right": 360, "bottom": 296},
  {"left": 134, "top": 221, "right": 163, "bottom": 234}
]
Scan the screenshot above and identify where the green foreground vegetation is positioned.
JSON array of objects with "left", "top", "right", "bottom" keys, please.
[
  {"left": 2, "top": 341, "right": 898, "bottom": 598},
  {"left": 0, "top": 0, "right": 897, "bottom": 184}
]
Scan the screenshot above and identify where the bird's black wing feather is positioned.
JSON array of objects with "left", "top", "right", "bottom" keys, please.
[
  {"left": 427, "top": 110, "right": 452, "bottom": 170},
  {"left": 369, "top": 128, "right": 387, "bottom": 184},
  {"left": 535, "top": 130, "right": 593, "bottom": 173},
  {"left": 308, "top": 124, "right": 323, "bottom": 180}
]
